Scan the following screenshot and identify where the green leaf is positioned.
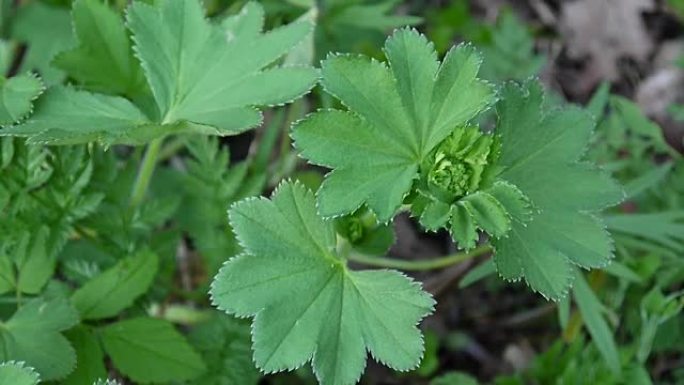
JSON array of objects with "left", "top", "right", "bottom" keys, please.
[
  {"left": 127, "top": 0, "right": 318, "bottom": 130},
  {"left": 485, "top": 181, "right": 532, "bottom": 224},
  {"left": 10, "top": 2, "right": 75, "bottom": 84},
  {"left": 573, "top": 271, "right": 621, "bottom": 374},
  {"left": 605, "top": 211, "right": 684, "bottom": 254},
  {"left": 101, "top": 317, "right": 206, "bottom": 383},
  {"left": 72, "top": 250, "right": 158, "bottom": 320},
  {"left": 11, "top": 227, "right": 54, "bottom": 294},
  {"left": 293, "top": 29, "right": 494, "bottom": 221},
  {"left": 222, "top": 1, "right": 264, "bottom": 40},
  {"left": 1, "top": 86, "right": 151, "bottom": 145},
  {"left": 479, "top": 10, "right": 545, "bottom": 81},
  {"left": 449, "top": 204, "right": 478, "bottom": 250},
  {"left": 63, "top": 326, "right": 107, "bottom": 385},
  {"left": 460, "top": 191, "right": 510, "bottom": 238},
  {"left": 492, "top": 81, "right": 623, "bottom": 301},
  {"left": 210, "top": 181, "right": 435, "bottom": 385},
  {"left": 0, "top": 297, "right": 79, "bottom": 380},
  {"left": 420, "top": 200, "right": 451, "bottom": 231},
  {"left": 5, "top": 0, "right": 317, "bottom": 145},
  {"left": 0, "top": 362, "right": 40, "bottom": 385},
  {"left": 623, "top": 162, "right": 673, "bottom": 199},
  {"left": 53, "top": 0, "right": 145, "bottom": 96},
  {"left": 0, "top": 73, "right": 44, "bottom": 125}
]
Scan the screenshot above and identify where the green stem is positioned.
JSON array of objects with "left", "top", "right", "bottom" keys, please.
[
  {"left": 129, "top": 138, "right": 163, "bottom": 208},
  {"left": 157, "top": 136, "right": 186, "bottom": 162},
  {"left": 347, "top": 244, "right": 492, "bottom": 271}
]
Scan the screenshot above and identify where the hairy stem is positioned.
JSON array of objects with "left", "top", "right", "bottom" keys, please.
[
  {"left": 129, "top": 138, "right": 163, "bottom": 208},
  {"left": 347, "top": 244, "right": 492, "bottom": 271}
]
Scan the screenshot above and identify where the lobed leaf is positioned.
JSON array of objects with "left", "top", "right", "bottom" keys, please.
[
  {"left": 293, "top": 28, "right": 494, "bottom": 221},
  {"left": 210, "top": 181, "right": 435, "bottom": 385},
  {"left": 0, "top": 362, "right": 40, "bottom": 385},
  {"left": 492, "top": 81, "right": 624, "bottom": 300},
  {"left": 1, "top": 86, "right": 151, "bottom": 145},
  {"left": 53, "top": 0, "right": 145, "bottom": 96},
  {"left": 4, "top": 0, "right": 318, "bottom": 145},
  {"left": 127, "top": 0, "right": 318, "bottom": 130}
]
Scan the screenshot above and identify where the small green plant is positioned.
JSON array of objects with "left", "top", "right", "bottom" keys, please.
[{"left": 2, "top": 1, "right": 681, "bottom": 385}]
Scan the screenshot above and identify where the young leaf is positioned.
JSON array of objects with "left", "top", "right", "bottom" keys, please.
[
  {"left": 0, "top": 73, "right": 44, "bottom": 125},
  {"left": 292, "top": 29, "right": 494, "bottom": 221},
  {"left": 492, "top": 81, "right": 624, "bottom": 300},
  {"left": 210, "top": 181, "right": 435, "bottom": 385},
  {"left": 0, "top": 298, "right": 79, "bottom": 380},
  {"left": 53, "top": 0, "right": 145, "bottom": 96},
  {"left": 71, "top": 250, "right": 158, "bottom": 320},
  {"left": 101, "top": 317, "right": 206, "bottom": 383},
  {"left": 4, "top": 0, "right": 318, "bottom": 145},
  {"left": 0, "top": 362, "right": 40, "bottom": 385}
]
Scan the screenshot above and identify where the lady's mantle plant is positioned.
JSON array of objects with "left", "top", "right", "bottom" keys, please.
[
  {"left": 0, "top": 1, "right": 624, "bottom": 384},
  {"left": 210, "top": 28, "right": 623, "bottom": 385},
  {"left": 291, "top": 29, "right": 623, "bottom": 300}
]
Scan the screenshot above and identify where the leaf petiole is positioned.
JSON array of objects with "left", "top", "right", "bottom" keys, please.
[
  {"left": 129, "top": 137, "right": 163, "bottom": 209},
  {"left": 347, "top": 244, "right": 492, "bottom": 271}
]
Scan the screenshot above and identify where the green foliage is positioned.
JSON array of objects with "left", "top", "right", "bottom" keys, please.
[
  {"left": 293, "top": 28, "right": 495, "bottom": 222},
  {"left": 211, "top": 181, "right": 435, "bottom": 385},
  {"left": 1, "top": 1, "right": 678, "bottom": 385},
  {"left": 0, "top": 73, "right": 43, "bottom": 125},
  {"left": 10, "top": 2, "right": 75, "bottom": 85},
  {"left": 573, "top": 271, "right": 621, "bottom": 374},
  {"left": 63, "top": 326, "right": 107, "bottom": 385},
  {"left": 426, "top": 4, "right": 544, "bottom": 81},
  {"left": 268, "top": 0, "right": 421, "bottom": 60},
  {"left": 430, "top": 372, "right": 479, "bottom": 385},
  {"left": 294, "top": 30, "right": 621, "bottom": 301},
  {"left": 53, "top": 0, "right": 145, "bottom": 96},
  {"left": 166, "top": 136, "right": 263, "bottom": 275},
  {"left": 2, "top": 0, "right": 318, "bottom": 145},
  {"left": 0, "top": 361, "right": 40, "bottom": 385},
  {"left": 71, "top": 249, "right": 158, "bottom": 320},
  {"left": 0, "top": 298, "right": 79, "bottom": 380},
  {"left": 478, "top": 10, "right": 545, "bottom": 81},
  {"left": 492, "top": 81, "right": 623, "bottom": 300},
  {"left": 187, "top": 312, "right": 260, "bottom": 385},
  {"left": 101, "top": 317, "right": 206, "bottom": 383}
]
